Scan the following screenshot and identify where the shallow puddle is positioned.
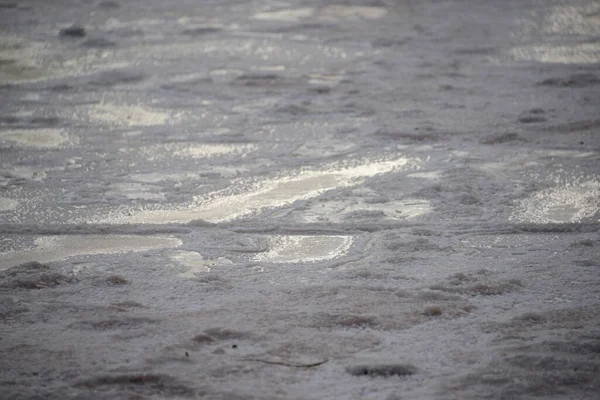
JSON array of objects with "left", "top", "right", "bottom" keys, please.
[
  {"left": 0, "top": 235, "right": 182, "bottom": 270},
  {"left": 301, "top": 198, "right": 432, "bottom": 223},
  {"left": 511, "top": 180, "right": 600, "bottom": 223},
  {"left": 0, "top": 129, "right": 74, "bottom": 148},
  {"left": 319, "top": 5, "right": 387, "bottom": 21},
  {"left": 94, "top": 156, "right": 418, "bottom": 224},
  {"left": 253, "top": 235, "right": 353, "bottom": 263},
  {"left": 75, "top": 104, "right": 174, "bottom": 127}
]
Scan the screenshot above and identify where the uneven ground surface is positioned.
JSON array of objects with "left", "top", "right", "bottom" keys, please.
[{"left": 1, "top": 0, "right": 599, "bottom": 399}]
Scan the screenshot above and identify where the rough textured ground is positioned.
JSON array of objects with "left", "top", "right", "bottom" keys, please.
[{"left": 1, "top": 0, "right": 599, "bottom": 399}]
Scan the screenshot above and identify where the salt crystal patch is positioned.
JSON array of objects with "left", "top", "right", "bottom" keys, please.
[
  {"left": 170, "top": 250, "right": 232, "bottom": 277},
  {"left": 0, "top": 197, "right": 19, "bottom": 212},
  {"left": 78, "top": 104, "right": 173, "bottom": 126},
  {"left": 253, "top": 235, "right": 353, "bottom": 263},
  {"left": 510, "top": 43, "right": 600, "bottom": 64}
]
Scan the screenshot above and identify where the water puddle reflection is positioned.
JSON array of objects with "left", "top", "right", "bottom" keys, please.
[
  {"left": 511, "top": 180, "right": 600, "bottom": 223},
  {"left": 0, "top": 235, "right": 182, "bottom": 270},
  {"left": 253, "top": 235, "right": 353, "bottom": 263},
  {"left": 94, "top": 156, "right": 418, "bottom": 224}
]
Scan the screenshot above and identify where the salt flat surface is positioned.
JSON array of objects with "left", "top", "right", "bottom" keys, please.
[{"left": 1, "top": 1, "right": 599, "bottom": 399}]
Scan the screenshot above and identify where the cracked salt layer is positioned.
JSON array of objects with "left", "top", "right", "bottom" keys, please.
[
  {"left": 301, "top": 198, "right": 432, "bottom": 223},
  {"left": 511, "top": 180, "right": 600, "bottom": 224},
  {"left": 253, "top": 235, "right": 353, "bottom": 263},
  {"left": 0, "top": 129, "right": 74, "bottom": 148},
  {"left": 93, "top": 156, "right": 418, "bottom": 224},
  {"left": 0, "top": 235, "right": 182, "bottom": 270},
  {"left": 170, "top": 251, "right": 232, "bottom": 278},
  {"left": 510, "top": 43, "right": 600, "bottom": 64}
]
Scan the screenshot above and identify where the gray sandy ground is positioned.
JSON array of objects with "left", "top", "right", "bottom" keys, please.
[{"left": 0, "top": 0, "right": 599, "bottom": 399}]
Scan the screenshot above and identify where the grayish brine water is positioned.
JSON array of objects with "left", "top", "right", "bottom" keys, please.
[{"left": 1, "top": 1, "right": 599, "bottom": 399}]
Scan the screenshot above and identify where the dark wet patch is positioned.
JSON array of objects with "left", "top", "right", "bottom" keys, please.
[
  {"left": 312, "top": 312, "right": 380, "bottom": 328},
  {"left": 430, "top": 271, "right": 523, "bottom": 297},
  {"left": 181, "top": 27, "right": 222, "bottom": 36},
  {"left": 372, "top": 38, "right": 409, "bottom": 48},
  {"left": 0, "top": 116, "right": 60, "bottom": 128},
  {"left": 234, "top": 73, "right": 283, "bottom": 87},
  {"left": 192, "top": 333, "right": 215, "bottom": 344},
  {"left": 448, "top": 335, "right": 600, "bottom": 399},
  {"left": 518, "top": 115, "right": 547, "bottom": 124},
  {"left": 203, "top": 327, "right": 250, "bottom": 340},
  {"left": 308, "top": 85, "right": 331, "bottom": 94},
  {"left": 545, "top": 118, "right": 600, "bottom": 133},
  {"left": 0, "top": 261, "right": 76, "bottom": 289},
  {"left": 81, "top": 37, "right": 117, "bottom": 48},
  {"left": 0, "top": 3, "right": 18, "bottom": 9},
  {"left": 512, "top": 312, "right": 546, "bottom": 324},
  {"left": 109, "top": 300, "right": 144, "bottom": 312},
  {"left": 275, "top": 104, "right": 309, "bottom": 115},
  {"left": 69, "top": 317, "right": 156, "bottom": 330},
  {"left": 0, "top": 300, "right": 29, "bottom": 322},
  {"left": 373, "top": 129, "right": 438, "bottom": 142},
  {"left": 423, "top": 306, "right": 442, "bottom": 316},
  {"left": 97, "top": 1, "right": 120, "bottom": 9},
  {"left": 88, "top": 69, "right": 145, "bottom": 87},
  {"left": 60, "top": 25, "right": 86, "bottom": 38},
  {"left": 346, "top": 363, "right": 417, "bottom": 377},
  {"left": 480, "top": 132, "right": 524, "bottom": 144},
  {"left": 438, "top": 84, "right": 455, "bottom": 91},
  {"left": 75, "top": 373, "right": 196, "bottom": 397},
  {"left": 111, "top": 300, "right": 144, "bottom": 308},
  {"left": 570, "top": 239, "right": 597, "bottom": 247},
  {"left": 453, "top": 47, "right": 495, "bottom": 55},
  {"left": 385, "top": 237, "right": 445, "bottom": 252},
  {"left": 343, "top": 210, "right": 386, "bottom": 221},
  {"left": 105, "top": 275, "right": 129, "bottom": 285},
  {"left": 416, "top": 290, "right": 462, "bottom": 301},
  {"left": 574, "top": 259, "right": 599, "bottom": 267},
  {"left": 538, "top": 73, "right": 599, "bottom": 88}
]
